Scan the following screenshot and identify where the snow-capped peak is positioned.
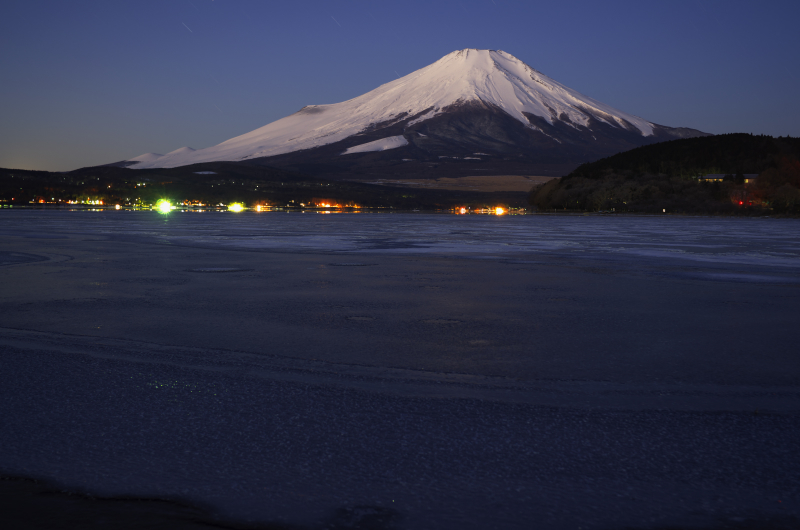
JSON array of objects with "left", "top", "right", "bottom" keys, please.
[
  {"left": 127, "top": 49, "right": 655, "bottom": 169},
  {"left": 127, "top": 152, "right": 164, "bottom": 164}
]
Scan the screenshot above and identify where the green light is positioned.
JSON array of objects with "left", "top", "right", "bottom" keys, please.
[{"left": 156, "top": 200, "right": 172, "bottom": 214}]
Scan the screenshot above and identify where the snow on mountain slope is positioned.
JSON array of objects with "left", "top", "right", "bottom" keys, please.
[
  {"left": 127, "top": 152, "right": 164, "bottom": 164},
  {"left": 342, "top": 135, "right": 408, "bottom": 155},
  {"left": 138, "top": 147, "right": 196, "bottom": 168},
  {"left": 128, "top": 49, "right": 656, "bottom": 169}
]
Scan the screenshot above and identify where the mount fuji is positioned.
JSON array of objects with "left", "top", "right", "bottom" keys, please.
[{"left": 120, "top": 49, "right": 709, "bottom": 179}]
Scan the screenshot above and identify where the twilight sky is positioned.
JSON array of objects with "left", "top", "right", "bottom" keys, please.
[{"left": 2, "top": 0, "right": 799, "bottom": 172}]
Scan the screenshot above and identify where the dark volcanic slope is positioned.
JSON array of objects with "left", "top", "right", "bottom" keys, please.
[{"left": 246, "top": 100, "right": 710, "bottom": 180}]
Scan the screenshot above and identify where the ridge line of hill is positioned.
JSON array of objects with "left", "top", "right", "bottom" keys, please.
[{"left": 529, "top": 134, "right": 800, "bottom": 214}]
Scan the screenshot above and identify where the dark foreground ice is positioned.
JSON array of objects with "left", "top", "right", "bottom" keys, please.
[{"left": 1, "top": 210, "right": 799, "bottom": 529}]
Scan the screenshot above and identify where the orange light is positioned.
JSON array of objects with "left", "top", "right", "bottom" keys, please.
[
  {"left": 495, "top": 207, "right": 505, "bottom": 215},
  {"left": 256, "top": 205, "right": 262, "bottom": 212},
  {"left": 459, "top": 207, "right": 466, "bottom": 214}
]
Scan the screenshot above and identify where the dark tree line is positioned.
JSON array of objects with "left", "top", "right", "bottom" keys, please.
[
  {"left": 529, "top": 134, "right": 800, "bottom": 214},
  {"left": 1, "top": 162, "right": 527, "bottom": 210}
]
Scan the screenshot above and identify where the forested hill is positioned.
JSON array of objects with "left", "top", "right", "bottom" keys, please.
[
  {"left": 529, "top": 134, "right": 800, "bottom": 214},
  {"left": 567, "top": 134, "right": 800, "bottom": 180}
]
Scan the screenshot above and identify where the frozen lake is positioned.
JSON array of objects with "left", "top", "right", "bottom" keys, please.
[
  {"left": 3, "top": 209, "right": 800, "bottom": 268},
  {"left": 1, "top": 210, "right": 799, "bottom": 529}
]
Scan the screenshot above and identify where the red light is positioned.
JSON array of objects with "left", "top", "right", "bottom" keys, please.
[{"left": 739, "top": 201, "right": 743, "bottom": 205}]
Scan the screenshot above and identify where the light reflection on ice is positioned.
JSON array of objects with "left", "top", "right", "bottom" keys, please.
[{"left": 3, "top": 211, "right": 800, "bottom": 270}]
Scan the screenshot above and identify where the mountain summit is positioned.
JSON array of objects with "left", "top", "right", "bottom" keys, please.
[{"left": 124, "top": 49, "right": 709, "bottom": 177}]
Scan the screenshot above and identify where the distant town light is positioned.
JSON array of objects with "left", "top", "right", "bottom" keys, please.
[
  {"left": 229, "top": 203, "right": 244, "bottom": 212},
  {"left": 157, "top": 200, "right": 172, "bottom": 214},
  {"left": 495, "top": 207, "right": 505, "bottom": 215}
]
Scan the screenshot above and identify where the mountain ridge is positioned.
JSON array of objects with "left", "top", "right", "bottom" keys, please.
[{"left": 119, "top": 49, "right": 710, "bottom": 177}]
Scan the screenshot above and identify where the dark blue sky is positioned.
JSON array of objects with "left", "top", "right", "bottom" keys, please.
[{"left": 2, "top": 0, "right": 798, "bottom": 171}]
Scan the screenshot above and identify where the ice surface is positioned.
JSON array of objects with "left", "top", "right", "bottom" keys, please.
[
  {"left": 127, "top": 49, "right": 655, "bottom": 169},
  {"left": 2, "top": 211, "right": 800, "bottom": 529},
  {"left": 4, "top": 212, "right": 800, "bottom": 274}
]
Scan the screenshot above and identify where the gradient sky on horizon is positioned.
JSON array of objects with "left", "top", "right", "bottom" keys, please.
[{"left": 1, "top": 0, "right": 799, "bottom": 172}]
